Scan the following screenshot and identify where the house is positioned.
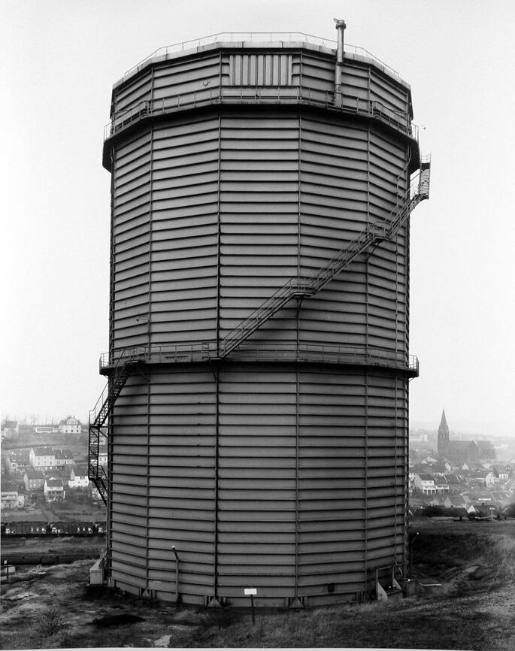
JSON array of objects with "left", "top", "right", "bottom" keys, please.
[
  {"left": 444, "top": 473, "right": 463, "bottom": 494},
  {"left": 43, "top": 478, "right": 65, "bottom": 502},
  {"left": 24, "top": 469, "right": 45, "bottom": 492},
  {"left": 30, "top": 447, "right": 57, "bottom": 471},
  {"left": 493, "top": 465, "right": 511, "bottom": 482},
  {"left": 1, "top": 481, "right": 25, "bottom": 509},
  {"left": 469, "top": 471, "right": 495, "bottom": 489},
  {"left": 434, "top": 474, "right": 449, "bottom": 493},
  {"left": 58, "top": 416, "right": 82, "bottom": 435},
  {"left": 68, "top": 465, "right": 89, "bottom": 489},
  {"left": 414, "top": 473, "right": 437, "bottom": 495},
  {"left": 54, "top": 449, "right": 74, "bottom": 467},
  {"left": 443, "top": 494, "right": 466, "bottom": 509},
  {"left": 6, "top": 449, "right": 31, "bottom": 476}
]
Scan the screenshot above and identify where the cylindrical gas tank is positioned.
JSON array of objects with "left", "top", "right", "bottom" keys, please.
[{"left": 102, "top": 32, "right": 422, "bottom": 607}]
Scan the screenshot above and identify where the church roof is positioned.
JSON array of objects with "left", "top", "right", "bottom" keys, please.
[
  {"left": 449, "top": 441, "right": 477, "bottom": 451},
  {"left": 438, "top": 409, "right": 449, "bottom": 433}
]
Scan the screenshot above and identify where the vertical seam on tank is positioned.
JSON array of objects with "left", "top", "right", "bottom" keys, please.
[
  {"left": 148, "top": 68, "right": 155, "bottom": 352},
  {"left": 364, "top": 115, "right": 370, "bottom": 597},
  {"left": 405, "top": 372, "right": 409, "bottom": 576},
  {"left": 365, "top": 66, "right": 372, "bottom": 358},
  {"left": 393, "top": 151, "right": 401, "bottom": 569},
  {"left": 364, "top": 370, "right": 369, "bottom": 594},
  {"left": 394, "top": 160, "right": 400, "bottom": 362},
  {"left": 365, "top": 125, "right": 370, "bottom": 356},
  {"left": 107, "top": 372, "right": 113, "bottom": 578},
  {"left": 216, "top": 126, "right": 222, "bottom": 353},
  {"left": 145, "top": 367, "right": 151, "bottom": 591},
  {"left": 213, "top": 54, "right": 222, "bottom": 598},
  {"left": 294, "top": 52, "right": 303, "bottom": 601},
  {"left": 297, "top": 54, "right": 303, "bottom": 286},
  {"left": 109, "top": 150, "right": 116, "bottom": 360},
  {"left": 145, "top": 66, "right": 155, "bottom": 592},
  {"left": 393, "top": 373, "right": 399, "bottom": 566},
  {"left": 214, "top": 364, "right": 220, "bottom": 599},
  {"left": 107, "top": 147, "right": 116, "bottom": 577},
  {"left": 404, "top": 139, "right": 411, "bottom": 574},
  {"left": 295, "top": 313, "right": 301, "bottom": 600}
]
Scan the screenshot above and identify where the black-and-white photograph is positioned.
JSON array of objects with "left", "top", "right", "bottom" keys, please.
[{"left": 2, "top": 1, "right": 514, "bottom": 649}]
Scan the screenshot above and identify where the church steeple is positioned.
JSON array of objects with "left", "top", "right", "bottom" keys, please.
[{"left": 438, "top": 409, "right": 449, "bottom": 457}]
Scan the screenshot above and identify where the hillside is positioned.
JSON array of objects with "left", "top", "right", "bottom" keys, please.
[{"left": 1, "top": 519, "right": 514, "bottom": 649}]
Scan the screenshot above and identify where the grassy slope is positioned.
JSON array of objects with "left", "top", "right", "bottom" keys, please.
[{"left": 1, "top": 520, "right": 514, "bottom": 650}]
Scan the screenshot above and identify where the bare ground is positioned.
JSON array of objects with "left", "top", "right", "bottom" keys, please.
[{"left": 1, "top": 519, "right": 514, "bottom": 649}]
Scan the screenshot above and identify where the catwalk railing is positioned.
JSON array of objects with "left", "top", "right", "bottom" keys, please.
[
  {"left": 104, "top": 87, "right": 417, "bottom": 142},
  {"left": 99, "top": 343, "right": 420, "bottom": 376},
  {"left": 120, "top": 32, "right": 402, "bottom": 83}
]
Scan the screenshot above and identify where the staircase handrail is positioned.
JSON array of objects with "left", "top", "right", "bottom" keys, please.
[
  {"left": 218, "top": 159, "right": 430, "bottom": 357},
  {"left": 89, "top": 384, "right": 109, "bottom": 425},
  {"left": 90, "top": 347, "right": 138, "bottom": 426}
]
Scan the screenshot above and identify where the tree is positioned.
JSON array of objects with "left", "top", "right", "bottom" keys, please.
[{"left": 505, "top": 503, "right": 515, "bottom": 518}]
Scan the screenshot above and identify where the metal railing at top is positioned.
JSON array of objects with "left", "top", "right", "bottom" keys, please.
[
  {"left": 99, "top": 342, "right": 419, "bottom": 374},
  {"left": 104, "top": 87, "right": 415, "bottom": 142},
  {"left": 89, "top": 346, "right": 133, "bottom": 426},
  {"left": 121, "top": 32, "right": 402, "bottom": 84}
]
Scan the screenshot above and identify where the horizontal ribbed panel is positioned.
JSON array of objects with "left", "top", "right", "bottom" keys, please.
[
  {"left": 109, "top": 366, "right": 407, "bottom": 605},
  {"left": 107, "top": 44, "right": 415, "bottom": 606}
]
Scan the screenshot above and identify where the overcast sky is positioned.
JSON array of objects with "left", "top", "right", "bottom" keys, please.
[{"left": 2, "top": 0, "right": 514, "bottom": 436}]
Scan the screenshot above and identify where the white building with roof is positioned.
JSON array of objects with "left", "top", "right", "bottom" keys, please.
[
  {"left": 58, "top": 417, "right": 82, "bottom": 434},
  {"left": 68, "top": 465, "right": 90, "bottom": 489},
  {"left": 44, "top": 478, "right": 65, "bottom": 502},
  {"left": 30, "top": 447, "right": 57, "bottom": 471},
  {"left": 414, "top": 473, "right": 437, "bottom": 495}
]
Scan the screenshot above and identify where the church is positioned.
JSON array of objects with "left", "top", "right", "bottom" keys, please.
[{"left": 437, "top": 411, "right": 495, "bottom": 465}]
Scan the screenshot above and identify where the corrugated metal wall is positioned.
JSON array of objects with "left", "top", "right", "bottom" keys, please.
[
  {"left": 112, "top": 110, "right": 408, "bottom": 358},
  {"left": 110, "top": 48, "right": 410, "bottom": 125},
  {"left": 298, "top": 116, "right": 408, "bottom": 356},
  {"left": 106, "top": 41, "right": 416, "bottom": 607},
  {"left": 110, "top": 365, "right": 407, "bottom": 606}
]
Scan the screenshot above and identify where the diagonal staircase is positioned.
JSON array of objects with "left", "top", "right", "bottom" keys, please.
[
  {"left": 88, "top": 349, "right": 141, "bottom": 505},
  {"left": 219, "top": 160, "right": 430, "bottom": 359},
  {"left": 88, "top": 160, "right": 430, "bottom": 504}
]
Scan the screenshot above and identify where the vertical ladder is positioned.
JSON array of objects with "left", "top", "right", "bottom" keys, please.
[{"left": 219, "top": 160, "right": 430, "bottom": 359}]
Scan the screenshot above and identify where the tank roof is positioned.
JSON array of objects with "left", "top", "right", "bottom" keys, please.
[{"left": 113, "top": 31, "right": 410, "bottom": 90}]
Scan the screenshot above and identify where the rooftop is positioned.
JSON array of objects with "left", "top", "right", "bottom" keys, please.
[
  {"left": 1, "top": 480, "right": 18, "bottom": 492},
  {"left": 45, "top": 478, "right": 64, "bottom": 488},
  {"left": 33, "top": 446, "right": 54, "bottom": 455},
  {"left": 72, "top": 465, "right": 88, "bottom": 476},
  {"left": 25, "top": 469, "right": 44, "bottom": 479},
  {"left": 115, "top": 31, "right": 407, "bottom": 89}
]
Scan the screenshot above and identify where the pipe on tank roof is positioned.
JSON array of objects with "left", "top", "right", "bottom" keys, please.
[
  {"left": 334, "top": 18, "right": 347, "bottom": 63},
  {"left": 334, "top": 18, "right": 346, "bottom": 107}
]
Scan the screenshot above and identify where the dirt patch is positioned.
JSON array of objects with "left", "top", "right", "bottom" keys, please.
[
  {"left": 92, "top": 613, "right": 145, "bottom": 627},
  {"left": 0, "top": 523, "right": 514, "bottom": 649}
]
